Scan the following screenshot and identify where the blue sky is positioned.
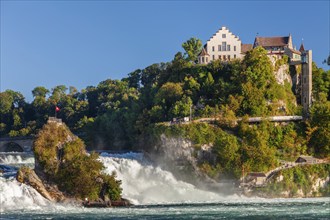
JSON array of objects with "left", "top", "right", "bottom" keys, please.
[{"left": 1, "top": 0, "right": 329, "bottom": 101}]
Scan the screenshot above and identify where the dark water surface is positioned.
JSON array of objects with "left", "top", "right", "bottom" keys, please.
[{"left": 1, "top": 199, "right": 329, "bottom": 220}]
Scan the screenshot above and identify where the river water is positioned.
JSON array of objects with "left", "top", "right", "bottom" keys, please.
[{"left": 0, "top": 152, "right": 329, "bottom": 219}]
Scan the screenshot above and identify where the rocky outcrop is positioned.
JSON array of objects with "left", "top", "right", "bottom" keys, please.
[
  {"left": 16, "top": 120, "right": 130, "bottom": 207},
  {"left": 148, "top": 134, "right": 234, "bottom": 193},
  {"left": 16, "top": 167, "right": 64, "bottom": 202},
  {"left": 274, "top": 64, "right": 292, "bottom": 85}
]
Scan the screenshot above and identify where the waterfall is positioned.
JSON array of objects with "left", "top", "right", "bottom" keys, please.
[
  {"left": 0, "top": 152, "right": 233, "bottom": 212},
  {"left": 99, "top": 152, "right": 227, "bottom": 205},
  {"left": 0, "top": 177, "right": 52, "bottom": 212}
]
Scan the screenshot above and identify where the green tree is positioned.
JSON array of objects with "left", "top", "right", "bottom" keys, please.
[
  {"left": 182, "top": 37, "right": 202, "bottom": 63},
  {"left": 213, "top": 129, "right": 240, "bottom": 177},
  {"left": 312, "top": 63, "right": 330, "bottom": 101},
  {"left": 241, "top": 47, "right": 275, "bottom": 89},
  {"left": 307, "top": 95, "right": 330, "bottom": 157},
  {"left": 155, "top": 82, "right": 183, "bottom": 110}
]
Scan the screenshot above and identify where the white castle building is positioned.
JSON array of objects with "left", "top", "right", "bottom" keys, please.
[
  {"left": 198, "top": 26, "right": 252, "bottom": 64},
  {"left": 198, "top": 26, "right": 301, "bottom": 64}
]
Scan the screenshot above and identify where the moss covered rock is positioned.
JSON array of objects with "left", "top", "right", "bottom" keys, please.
[{"left": 19, "top": 120, "right": 123, "bottom": 204}]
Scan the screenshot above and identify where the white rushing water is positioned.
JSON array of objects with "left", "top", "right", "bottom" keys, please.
[
  {"left": 1, "top": 152, "right": 329, "bottom": 218},
  {"left": 0, "top": 153, "right": 35, "bottom": 165},
  {"left": 99, "top": 152, "right": 232, "bottom": 205},
  {"left": 0, "top": 177, "right": 52, "bottom": 212},
  {"left": 0, "top": 152, "right": 233, "bottom": 211}
]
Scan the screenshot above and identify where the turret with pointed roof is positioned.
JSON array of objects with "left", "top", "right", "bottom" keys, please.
[
  {"left": 299, "top": 43, "right": 305, "bottom": 52},
  {"left": 198, "top": 47, "right": 210, "bottom": 64}
]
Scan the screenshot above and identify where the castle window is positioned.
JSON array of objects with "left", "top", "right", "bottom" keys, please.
[
  {"left": 222, "top": 34, "right": 226, "bottom": 38},
  {"left": 218, "top": 45, "right": 221, "bottom": 51},
  {"left": 228, "top": 55, "right": 231, "bottom": 60},
  {"left": 212, "top": 55, "right": 215, "bottom": 60},
  {"left": 219, "top": 55, "right": 221, "bottom": 60},
  {"left": 206, "top": 57, "right": 208, "bottom": 62},
  {"left": 212, "top": 46, "right": 215, "bottom": 52},
  {"left": 234, "top": 46, "right": 236, "bottom": 51},
  {"left": 222, "top": 42, "right": 227, "bottom": 51},
  {"left": 227, "top": 45, "right": 231, "bottom": 51},
  {"left": 202, "top": 57, "right": 205, "bottom": 63},
  {"left": 234, "top": 54, "right": 236, "bottom": 59}
]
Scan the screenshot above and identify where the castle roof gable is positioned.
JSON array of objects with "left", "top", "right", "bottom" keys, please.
[
  {"left": 241, "top": 44, "right": 253, "bottom": 53},
  {"left": 199, "top": 47, "right": 210, "bottom": 57},
  {"left": 254, "top": 36, "right": 290, "bottom": 47}
]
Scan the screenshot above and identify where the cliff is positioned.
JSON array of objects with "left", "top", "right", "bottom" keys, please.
[
  {"left": 145, "top": 122, "right": 330, "bottom": 198},
  {"left": 251, "top": 164, "right": 330, "bottom": 198}
]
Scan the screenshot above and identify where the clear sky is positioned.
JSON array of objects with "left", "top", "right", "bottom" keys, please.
[{"left": 1, "top": 0, "right": 329, "bottom": 101}]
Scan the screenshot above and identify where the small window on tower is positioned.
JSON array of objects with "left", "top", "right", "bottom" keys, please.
[
  {"left": 212, "top": 46, "right": 215, "bottom": 52},
  {"left": 234, "top": 46, "right": 236, "bottom": 51},
  {"left": 222, "top": 34, "right": 226, "bottom": 38},
  {"left": 212, "top": 55, "right": 215, "bottom": 60}
]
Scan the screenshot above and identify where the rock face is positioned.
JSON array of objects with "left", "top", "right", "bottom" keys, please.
[
  {"left": 149, "top": 134, "right": 229, "bottom": 192},
  {"left": 274, "top": 64, "right": 292, "bottom": 85},
  {"left": 16, "top": 167, "right": 63, "bottom": 202}
]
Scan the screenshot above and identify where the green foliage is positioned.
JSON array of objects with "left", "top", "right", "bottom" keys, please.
[
  {"left": 312, "top": 62, "right": 330, "bottom": 101},
  {"left": 213, "top": 129, "right": 241, "bottom": 177},
  {"left": 155, "top": 82, "right": 183, "bottom": 108},
  {"left": 259, "top": 164, "right": 330, "bottom": 197},
  {"left": 274, "top": 55, "right": 289, "bottom": 71},
  {"left": 103, "top": 173, "right": 123, "bottom": 201},
  {"left": 3, "top": 39, "right": 329, "bottom": 188},
  {"left": 182, "top": 37, "right": 202, "bottom": 63},
  {"left": 239, "top": 121, "right": 278, "bottom": 172},
  {"left": 33, "top": 122, "right": 122, "bottom": 201},
  {"left": 307, "top": 98, "right": 330, "bottom": 157}
]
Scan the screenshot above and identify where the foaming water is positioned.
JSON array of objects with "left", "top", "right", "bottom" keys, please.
[
  {"left": 0, "top": 151, "right": 329, "bottom": 219},
  {"left": 99, "top": 152, "right": 236, "bottom": 205},
  {"left": 0, "top": 177, "right": 52, "bottom": 212},
  {"left": 0, "top": 153, "right": 35, "bottom": 166}
]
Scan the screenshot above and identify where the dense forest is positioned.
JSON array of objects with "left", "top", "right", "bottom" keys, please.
[{"left": 1, "top": 40, "right": 329, "bottom": 172}]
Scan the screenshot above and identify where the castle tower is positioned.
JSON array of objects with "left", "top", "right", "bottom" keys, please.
[{"left": 301, "top": 50, "right": 312, "bottom": 118}]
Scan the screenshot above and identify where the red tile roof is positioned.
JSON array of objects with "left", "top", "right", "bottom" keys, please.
[
  {"left": 241, "top": 44, "right": 253, "bottom": 53},
  {"left": 254, "top": 36, "right": 290, "bottom": 47},
  {"left": 199, "top": 47, "right": 210, "bottom": 56}
]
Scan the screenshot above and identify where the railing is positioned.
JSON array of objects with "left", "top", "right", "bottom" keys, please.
[{"left": 48, "top": 117, "right": 63, "bottom": 123}]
